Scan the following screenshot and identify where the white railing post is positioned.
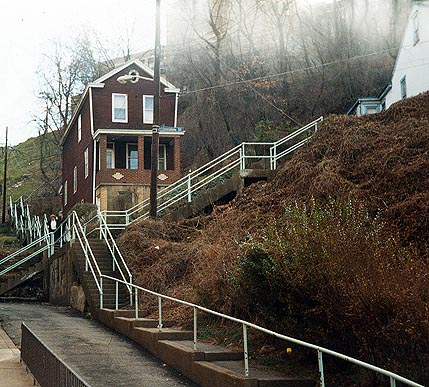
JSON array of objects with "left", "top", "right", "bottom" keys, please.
[
  {"left": 135, "top": 289, "right": 139, "bottom": 319},
  {"left": 240, "top": 144, "right": 245, "bottom": 170},
  {"left": 318, "top": 350, "right": 325, "bottom": 387},
  {"left": 243, "top": 324, "right": 249, "bottom": 377},
  {"left": 187, "top": 174, "right": 192, "bottom": 203},
  {"left": 193, "top": 307, "right": 198, "bottom": 351},
  {"left": 390, "top": 377, "right": 397, "bottom": 387},
  {"left": 129, "top": 277, "right": 133, "bottom": 306},
  {"left": 100, "top": 277, "right": 103, "bottom": 309},
  {"left": 125, "top": 212, "right": 130, "bottom": 225},
  {"left": 50, "top": 233, "right": 55, "bottom": 257},
  {"left": 115, "top": 281, "right": 119, "bottom": 310},
  {"left": 158, "top": 296, "right": 163, "bottom": 331}
]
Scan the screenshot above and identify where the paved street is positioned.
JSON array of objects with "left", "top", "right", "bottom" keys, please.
[{"left": 0, "top": 302, "right": 198, "bottom": 387}]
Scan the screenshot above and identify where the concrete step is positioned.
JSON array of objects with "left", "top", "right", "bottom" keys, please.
[
  {"left": 94, "top": 309, "right": 316, "bottom": 387},
  {"left": 192, "top": 360, "right": 315, "bottom": 387}
]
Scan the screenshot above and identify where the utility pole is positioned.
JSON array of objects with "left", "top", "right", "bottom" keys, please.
[
  {"left": 150, "top": 0, "right": 161, "bottom": 219},
  {"left": 2, "top": 127, "right": 8, "bottom": 223}
]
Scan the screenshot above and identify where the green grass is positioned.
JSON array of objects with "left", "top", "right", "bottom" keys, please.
[{"left": 0, "top": 131, "right": 61, "bottom": 201}]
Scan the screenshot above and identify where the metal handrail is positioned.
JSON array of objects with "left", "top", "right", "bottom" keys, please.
[
  {"left": 98, "top": 118, "right": 323, "bottom": 227},
  {"left": 97, "top": 212, "right": 133, "bottom": 303},
  {"left": 71, "top": 212, "right": 103, "bottom": 299},
  {"left": 100, "top": 274, "right": 423, "bottom": 387},
  {"left": 21, "top": 322, "right": 93, "bottom": 387}
]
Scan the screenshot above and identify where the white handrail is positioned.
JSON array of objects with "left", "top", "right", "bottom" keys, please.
[
  {"left": 99, "top": 117, "right": 323, "bottom": 228},
  {"left": 71, "top": 212, "right": 102, "bottom": 295},
  {"left": 97, "top": 212, "right": 133, "bottom": 299},
  {"left": 101, "top": 274, "right": 423, "bottom": 387}
]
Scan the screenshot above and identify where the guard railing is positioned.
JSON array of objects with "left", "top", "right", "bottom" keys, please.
[
  {"left": 101, "top": 274, "right": 423, "bottom": 387},
  {"left": 100, "top": 117, "right": 323, "bottom": 228},
  {"left": 70, "top": 211, "right": 104, "bottom": 308},
  {"left": 21, "top": 323, "right": 92, "bottom": 387}
]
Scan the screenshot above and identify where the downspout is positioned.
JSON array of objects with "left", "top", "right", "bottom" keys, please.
[
  {"left": 89, "top": 87, "right": 96, "bottom": 204},
  {"left": 174, "top": 92, "right": 179, "bottom": 127}
]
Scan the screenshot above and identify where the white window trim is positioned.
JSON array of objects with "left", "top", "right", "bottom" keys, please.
[
  {"left": 126, "top": 143, "right": 138, "bottom": 170},
  {"left": 143, "top": 95, "right": 154, "bottom": 124},
  {"left": 106, "top": 142, "right": 115, "bottom": 169},
  {"left": 112, "top": 93, "right": 128, "bottom": 123},
  {"left": 84, "top": 148, "right": 89, "bottom": 179},
  {"left": 412, "top": 11, "right": 419, "bottom": 45},
  {"left": 78, "top": 114, "right": 82, "bottom": 143},
  {"left": 158, "top": 144, "right": 167, "bottom": 170},
  {"left": 400, "top": 76, "right": 407, "bottom": 99},
  {"left": 64, "top": 180, "right": 68, "bottom": 206},
  {"left": 73, "top": 166, "right": 78, "bottom": 194}
]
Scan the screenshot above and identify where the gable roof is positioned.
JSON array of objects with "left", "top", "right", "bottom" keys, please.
[
  {"left": 94, "top": 58, "right": 179, "bottom": 91},
  {"left": 61, "top": 59, "right": 180, "bottom": 145}
]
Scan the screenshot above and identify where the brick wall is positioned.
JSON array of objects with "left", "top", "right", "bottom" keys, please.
[
  {"left": 93, "top": 64, "right": 176, "bottom": 130},
  {"left": 62, "top": 93, "right": 94, "bottom": 214}
]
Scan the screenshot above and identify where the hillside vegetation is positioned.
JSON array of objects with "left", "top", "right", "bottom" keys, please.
[
  {"left": 118, "top": 93, "right": 429, "bottom": 384},
  {"left": 0, "top": 132, "right": 61, "bottom": 215}
]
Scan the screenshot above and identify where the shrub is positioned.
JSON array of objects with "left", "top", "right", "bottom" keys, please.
[{"left": 230, "top": 199, "right": 429, "bottom": 383}]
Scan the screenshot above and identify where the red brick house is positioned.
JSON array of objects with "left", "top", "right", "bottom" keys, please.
[{"left": 60, "top": 59, "right": 183, "bottom": 213}]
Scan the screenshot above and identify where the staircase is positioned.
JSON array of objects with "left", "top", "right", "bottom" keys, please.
[
  {"left": 71, "top": 239, "right": 130, "bottom": 312},
  {"left": 101, "top": 117, "right": 323, "bottom": 228},
  {"left": 96, "top": 309, "right": 316, "bottom": 387}
]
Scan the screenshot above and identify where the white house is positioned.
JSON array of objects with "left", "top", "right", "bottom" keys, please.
[{"left": 348, "top": 0, "right": 429, "bottom": 115}]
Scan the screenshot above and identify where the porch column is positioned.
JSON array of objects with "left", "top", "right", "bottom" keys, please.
[
  {"left": 99, "top": 134, "right": 107, "bottom": 170},
  {"left": 138, "top": 136, "right": 144, "bottom": 171},
  {"left": 174, "top": 136, "right": 181, "bottom": 171}
]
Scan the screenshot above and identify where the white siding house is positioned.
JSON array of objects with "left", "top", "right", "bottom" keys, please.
[
  {"left": 348, "top": 0, "right": 429, "bottom": 115},
  {"left": 384, "top": 0, "right": 429, "bottom": 108}
]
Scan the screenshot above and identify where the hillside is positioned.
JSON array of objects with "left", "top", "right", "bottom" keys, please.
[
  {"left": 117, "top": 92, "right": 429, "bottom": 385},
  {"left": 0, "top": 132, "right": 61, "bottom": 215}
]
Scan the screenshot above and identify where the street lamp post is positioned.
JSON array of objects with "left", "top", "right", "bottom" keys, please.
[
  {"left": 150, "top": 0, "right": 161, "bottom": 219},
  {"left": 117, "top": 0, "right": 161, "bottom": 219}
]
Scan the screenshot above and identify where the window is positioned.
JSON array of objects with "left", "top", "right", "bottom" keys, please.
[
  {"left": 400, "top": 76, "right": 407, "bottom": 99},
  {"left": 158, "top": 144, "right": 167, "bottom": 170},
  {"left": 64, "top": 181, "right": 68, "bottom": 206},
  {"left": 381, "top": 101, "right": 386, "bottom": 111},
  {"left": 112, "top": 93, "right": 128, "bottom": 123},
  {"left": 127, "top": 143, "right": 138, "bottom": 169},
  {"left": 413, "top": 12, "right": 419, "bottom": 45},
  {"left": 143, "top": 95, "right": 154, "bottom": 124},
  {"left": 84, "top": 148, "right": 89, "bottom": 178},
  {"left": 73, "top": 166, "right": 77, "bottom": 193},
  {"left": 106, "top": 142, "right": 115, "bottom": 169},
  {"left": 77, "top": 114, "right": 82, "bottom": 142}
]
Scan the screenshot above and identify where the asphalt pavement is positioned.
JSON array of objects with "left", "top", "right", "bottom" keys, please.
[{"left": 0, "top": 302, "right": 199, "bottom": 387}]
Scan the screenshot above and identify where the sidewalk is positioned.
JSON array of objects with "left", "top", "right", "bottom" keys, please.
[{"left": 0, "top": 328, "right": 34, "bottom": 387}]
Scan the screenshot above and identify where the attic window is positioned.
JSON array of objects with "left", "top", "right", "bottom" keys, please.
[
  {"left": 400, "top": 76, "right": 407, "bottom": 99},
  {"left": 112, "top": 93, "right": 128, "bottom": 123},
  {"left": 413, "top": 11, "right": 419, "bottom": 45}
]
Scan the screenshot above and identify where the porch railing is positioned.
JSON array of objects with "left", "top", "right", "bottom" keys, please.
[{"left": 100, "top": 117, "right": 323, "bottom": 228}]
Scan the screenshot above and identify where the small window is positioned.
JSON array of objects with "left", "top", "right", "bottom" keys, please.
[
  {"left": 106, "top": 142, "right": 115, "bottom": 169},
  {"left": 127, "top": 143, "right": 138, "bottom": 170},
  {"left": 64, "top": 180, "right": 68, "bottom": 206},
  {"left": 84, "top": 148, "right": 89, "bottom": 178},
  {"left": 143, "top": 95, "right": 154, "bottom": 124},
  {"left": 73, "top": 166, "right": 78, "bottom": 193},
  {"left": 78, "top": 114, "right": 82, "bottom": 142},
  {"left": 413, "top": 12, "right": 419, "bottom": 45},
  {"left": 158, "top": 144, "right": 167, "bottom": 171},
  {"left": 112, "top": 93, "right": 128, "bottom": 123},
  {"left": 400, "top": 76, "right": 407, "bottom": 99}
]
